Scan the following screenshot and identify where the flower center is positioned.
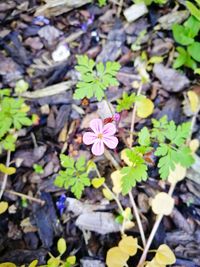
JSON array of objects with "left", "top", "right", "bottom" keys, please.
[{"left": 97, "top": 133, "right": 103, "bottom": 139}]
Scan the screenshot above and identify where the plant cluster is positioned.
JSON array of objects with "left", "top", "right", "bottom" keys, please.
[
  {"left": 74, "top": 55, "right": 120, "bottom": 101},
  {"left": 133, "top": 0, "right": 167, "bottom": 5},
  {"left": 54, "top": 154, "right": 91, "bottom": 199},
  {"left": 172, "top": 15, "right": 200, "bottom": 72},
  {"left": 0, "top": 238, "right": 76, "bottom": 267}
]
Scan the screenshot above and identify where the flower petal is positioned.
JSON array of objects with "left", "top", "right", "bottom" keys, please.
[
  {"left": 90, "top": 119, "right": 103, "bottom": 134},
  {"left": 103, "top": 136, "right": 118, "bottom": 149},
  {"left": 83, "top": 132, "right": 97, "bottom": 145},
  {"left": 103, "top": 123, "right": 116, "bottom": 136},
  {"left": 92, "top": 140, "right": 104, "bottom": 156}
]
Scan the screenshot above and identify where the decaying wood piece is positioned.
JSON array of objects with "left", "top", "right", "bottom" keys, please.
[
  {"left": 35, "top": 0, "right": 92, "bottom": 17},
  {"left": 21, "top": 81, "right": 75, "bottom": 99}
]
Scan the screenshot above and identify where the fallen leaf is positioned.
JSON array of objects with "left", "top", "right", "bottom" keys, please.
[
  {"left": 118, "top": 235, "right": 138, "bottom": 256},
  {"left": 136, "top": 98, "right": 154, "bottom": 118},
  {"left": 0, "top": 201, "right": 8, "bottom": 214},
  {"left": 187, "top": 91, "right": 199, "bottom": 113},
  {"left": 189, "top": 139, "right": 200, "bottom": 153},
  {"left": 168, "top": 164, "right": 186, "bottom": 185},
  {"left": 92, "top": 178, "right": 105, "bottom": 188},
  {"left": 106, "top": 246, "right": 129, "bottom": 267},
  {"left": 0, "top": 164, "right": 16, "bottom": 175},
  {"left": 151, "top": 192, "right": 174, "bottom": 216},
  {"left": 110, "top": 170, "right": 122, "bottom": 194},
  {"left": 155, "top": 244, "right": 176, "bottom": 265},
  {"left": 102, "top": 188, "right": 113, "bottom": 200}
]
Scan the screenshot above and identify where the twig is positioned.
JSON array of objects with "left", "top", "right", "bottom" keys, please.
[
  {"left": 129, "top": 83, "right": 143, "bottom": 147},
  {"left": 6, "top": 190, "right": 45, "bottom": 205},
  {"left": 129, "top": 192, "right": 146, "bottom": 247},
  {"left": 0, "top": 151, "right": 11, "bottom": 200},
  {"left": 104, "top": 149, "right": 120, "bottom": 170},
  {"left": 117, "top": 0, "right": 124, "bottom": 17}
]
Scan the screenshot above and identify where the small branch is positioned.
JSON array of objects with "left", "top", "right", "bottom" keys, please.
[
  {"left": 0, "top": 151, "right": 11, "bottom": 200},
  {"left": 6, "top": 190, "right": 45, "bottom": 205},
  {"left": 129, "top": 83, "right": 143, "bottom": 147},
  {"left": 129, "top": 191, "right": 146, "bottom": 247},
  {"left": 137, "top": 183, "right": 176, "bottom": 267},
  {"left": 117, "top": 0, "right": 124, "bottom": 17},
  {"left": 104, "top": 149, "right": 120, "bottom": 170}
]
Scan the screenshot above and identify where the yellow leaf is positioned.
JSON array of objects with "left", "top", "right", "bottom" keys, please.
[
  {"left": 145, "top": 258, "right": 165, "bottom": 267},
  {"left": 92, "top": 177, "right": 105, "bottom": 188},
  {"left": 121, "top": 149, "right": 132, "bottom": 166},
  {"left": 57, "top": 238, "right": 67, "bottom": 255},
  {"left": 118, "top": 235, "right": 138, "bottom": 256},
  {"left": 106, "top": 246, "right": 129, "bottom": 267},
  {"left": 155, "top": 244, "right": 176, "bottom": 265},
  {"left": 124, "top": 220, "right": 135, "bottom": 230},
  {"left": 136, "top": 98, "right": 154, "bottom": 118},
  {"left": 110, "top": 170, "right": 122, "bottom": 194},
  {"left": 189, "top": 139, "right": 199, "bottom": 153},
  {"left": 151, "top": 192, "right": 174, "bottom": 216},
  {"left": 0, "top": 201, "right": 8, "bottom": 214},
  {"left": 28, "top": 260, "right": 38, "bottom": 267},
  {"left": 102, "top": 188, "right": 113, "bottom": 200},
  {"left": 187, "top": 91, "right": 199, "bottom": 113},
  {"left": 0, "top": 264, "right": 16, "bottom": 267},
  {"left": 66, "top": 255, "right": 76, "bottom": 265},
  {"left": 0, "top": 164, "right": 16, "bottom": 175},
  {"left": 168, "top": 164, "right": 186, "bottom": 185},
  {"left": 122, "top": 207, "right": 132, "bottom": 220}
]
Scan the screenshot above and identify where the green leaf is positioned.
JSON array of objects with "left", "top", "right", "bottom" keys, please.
[
  {"left": 172, "top": 24, "right": 194, "bottom": 45},
  {"left": 120, "top": 148, "right": 148, "bottom": 195},
  {"left": 186, "top": 1, "right": 200, "bottom": 21},
  {"left": 116, "top": 92, "right": 136, "bottom": 112},
  {"left": 188, "top": 42, "right": 200, "bottom": 62},
  {"left": 184, "top": 16, "right": 200, "bottom": 38},
  {"left": 138, "top": 127, "right": 151, "bottom": 146},
  {"left": 74, "top": 55, "right": 120, "bottom": 101},
  {"left": 60, "top": 154, "right": 74, "bottom": 169},
  {"left": 57, "top": 238, "right": 67, "bottom": 255},
  {"left": 173, "top": 47, "right": 187, "bottom": 69},
  {"left": 54, "top": 156, "right": 91, "bottom": 199}
]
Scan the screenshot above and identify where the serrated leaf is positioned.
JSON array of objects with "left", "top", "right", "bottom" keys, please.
[
  {"left": 155, "top": 244, "right": 176, "bottom": 265},
  {"left": 116, "top": 92, "right": 136, "bottom": 112},
  {"left": 138, "top": 127, "right": 151, "bottom": 146},
  {"left": 57, "top": 238, "right": 67, "bottom": 255},
  {"left": 0, "top": 201, "right": 8, "bottom": 214},
  {"left": 151, "top": 192, "right": 174, "bottom": 215},
  {"left": 188, "top": 42, "right": 200, "bottom": 62}
]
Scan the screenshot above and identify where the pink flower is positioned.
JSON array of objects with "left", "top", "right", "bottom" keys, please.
[{"left": 83, "top": 118, "right": 118, "bottom": 156}]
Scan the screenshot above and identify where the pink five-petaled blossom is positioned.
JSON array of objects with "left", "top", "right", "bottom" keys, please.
[{"left": 83, "top": 118, "right": 118, "bottom": 156}]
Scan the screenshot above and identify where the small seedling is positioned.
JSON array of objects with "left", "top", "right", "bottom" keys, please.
[
  {"left": 54, "top": 155, "right": 91, "bottom": 199},
  {"left": 33, "top": 164, "right": 44, "bottom": 174},
  {"left": 74, "top": 55, "right": 120, "bottom": 101}
]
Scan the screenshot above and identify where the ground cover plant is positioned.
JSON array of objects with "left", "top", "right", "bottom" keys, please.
[{"left": 0, "top": 0, "right": 200, "bottom": 266}]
